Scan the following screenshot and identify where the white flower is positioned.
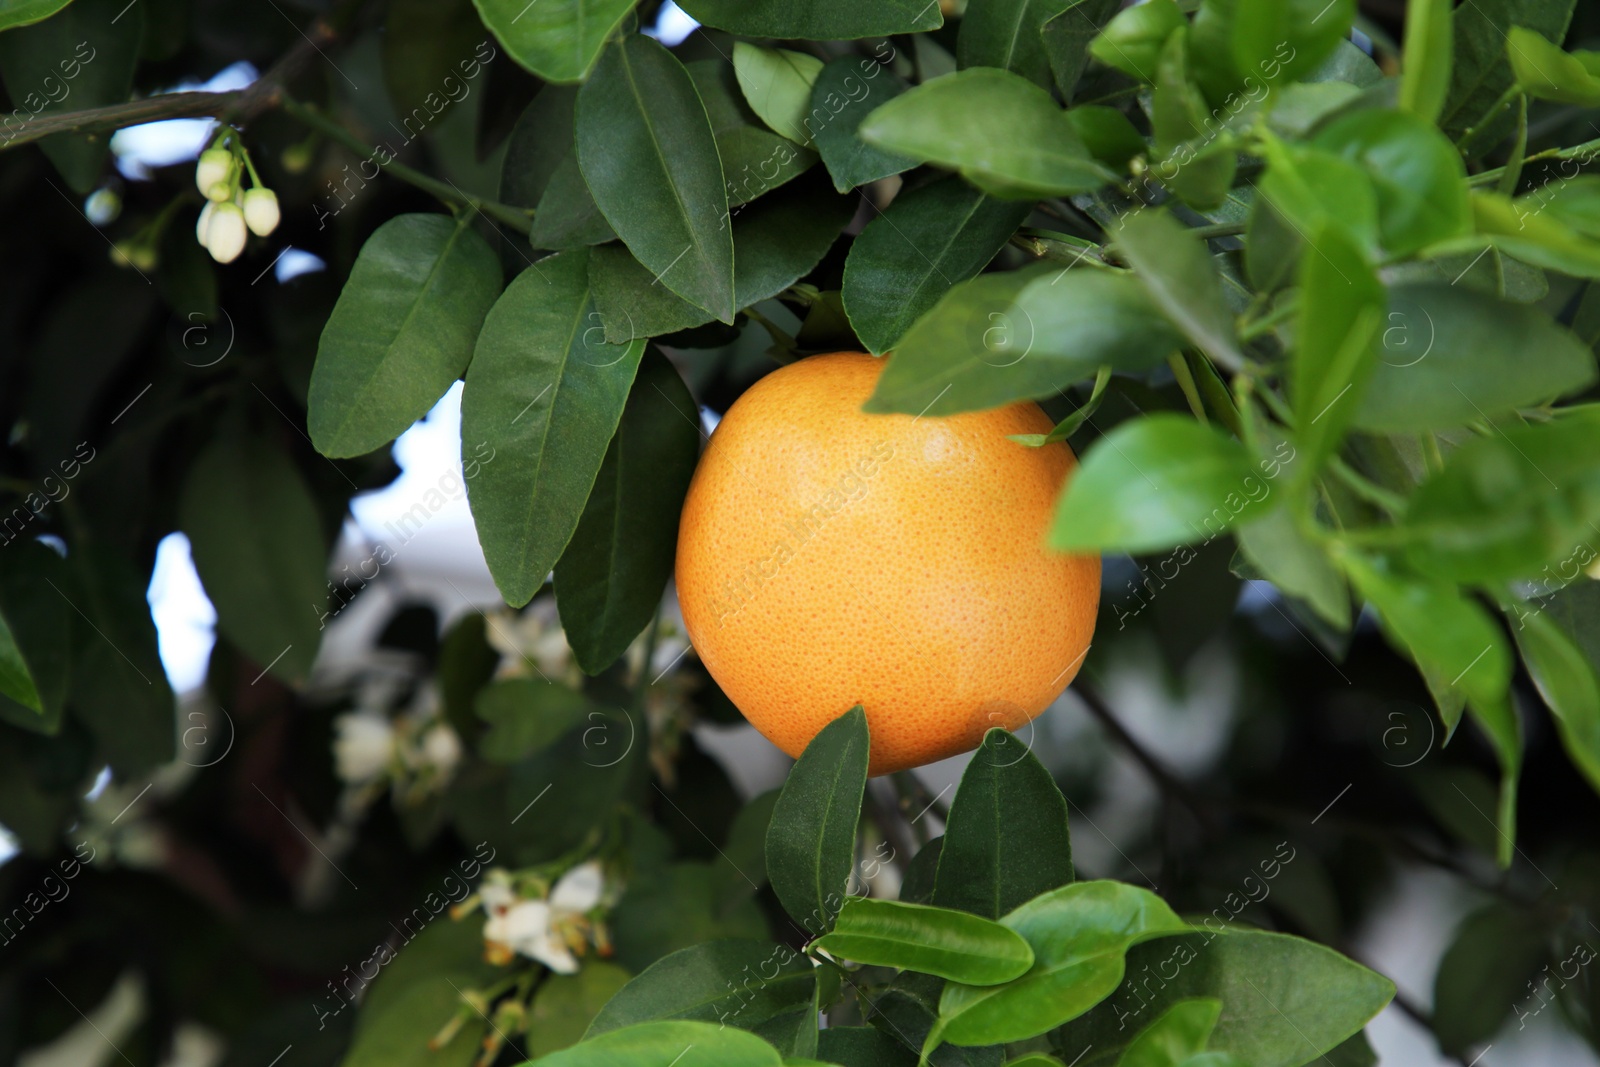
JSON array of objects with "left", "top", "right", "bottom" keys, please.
[
  {"left": 486, "top": 600, "right": 574, "bottom": 681},
  {"left": 419, "top": 723, "right": 461, "bottom": 776},
  {"left": 195, "top": 147, "right": 235, "bottom": 201},
  {"left": 480, "top": 861, "right": 607, "bottom": 973},
  {"left": 242, "top": 187, "right": 280, "bottom": 237},
  {"left": 332, "top": 711, "right": 396, "bottom": 784},
  {"left": 197, "top": 201, "right": 247, "bottom": 263}
]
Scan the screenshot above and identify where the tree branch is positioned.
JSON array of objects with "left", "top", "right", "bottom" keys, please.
[{"left": 1073, "top": 678, "right": 1215, "bottom": 828}]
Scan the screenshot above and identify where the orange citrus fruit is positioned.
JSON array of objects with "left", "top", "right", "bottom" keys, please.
[{"left": 675, "top": 351, "right": 1100, "bottom": 776}]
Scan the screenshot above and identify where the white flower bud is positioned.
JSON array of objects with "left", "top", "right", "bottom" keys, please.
[
  {"left": 195, "top": 147, "right": 235, "bottom": 202},
  {"left": 242, "top": 187, "right": 280, "bottom": 237},
  {"left": 198, "top": 201, "right": 247, "bottom": 264},
  {"left": 332, "top": 712, "right": 397, "bottom": 783}
]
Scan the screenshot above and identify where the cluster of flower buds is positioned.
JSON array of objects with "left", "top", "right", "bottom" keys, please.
[{"left": 193, "top": 127, "right": 280, "bottom": 263}]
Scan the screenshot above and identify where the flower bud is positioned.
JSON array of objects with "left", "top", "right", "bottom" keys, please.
[
  {"left": 109, "top": 241, "right": 156, "bottom": 272},
  {"left": 195, "top": 147, "right": 235, "bottom": 201},
  {"left": 242, "top": 187, "right": 280, "bottom": 237},
  {"left": 198, "top": 200, "right": 247, "bottom": 263}
]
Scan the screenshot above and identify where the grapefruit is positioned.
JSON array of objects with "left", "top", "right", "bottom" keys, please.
[{"left": 675, "top": 351, "right": 1099, "bottom": 775}]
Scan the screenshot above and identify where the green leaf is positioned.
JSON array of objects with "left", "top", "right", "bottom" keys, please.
[
  {"left": 474, "top": 678, "right": 593, "bottom": 763},
  {"left": 0, "top": 540, "right": 71, "bottom": 733},
  {"left": 381, "top": 0, "right": 486, "bottom": 122},
  {"left": 1058, "top": 930, "right": 1394, "bottom": 1067},
  {"left": 673, "top": 0, "right": 942, "bottom": 39},
  {"left": 842, "top": 176, "right": 1029, "bottom": 356},
  {"left": 1288, "top": 223, "right": 1383, "bottom": 472},
  {"left": 1507, "top": 24, "right": 1600, "bottom": 105},
  {"left": 609, "top": 863, "right": 770, "bottom": 972},
  {"left": 765, "top": 705, "right": 870, "bottom": 937},
  {"left": 529, "top": 963, "right": 634, "bottom": 1058},
  {"left": 1399, "top": 0, "right": 1453, "bottom": 122},
  {"left": 1041, "top": 0, "right": 1121, "bottom": 101},
  {"left": 958, "top": 0, "right": 1078, "bottom": 88},
  {"left": 0, "top": 607, "right": 40, "bottom": 713},
  {"left": 1116, "top": 999, "right": 1221, "bottom": 1067},
  {"left": 461, "top": 250, "right": 645, "bottom": 607},
  {"left": 809, "top": 57, "right": 917, "bottom": 192},
  {"left": 935, "top": 881, "right": 1190, "bottom": 1046},
  {"left": 588, "top": 940, "right": 814, "bottom": 1037},
  {"left": 1397, "top": 411, "right": 1600, "bottom": 584},
  {"left": 1231, "top": 0, "right": 1355, "bottom": 88},
  {"left": 555, "top": 349, "right": 700, "bottom": 674},
  {"left": 689, "top": 59, "right": 817, "bottom": 209},
  {"left": 932, "top": 729, "right": 1073, "bottom": 919},
  {"left": 858, "top": 69, "right": 1114, "bottom": 200},
  {"left": 502, "top": 86, "right": 580, "bottom": 212},
  {"left": 533, "top": 153, "right": 619, "bottom": 250},
  {"left": 309, "top": 214, "right": 501, "bottom": 458},
  {"left": 1256, "top": 138, "right": 1380, "bottom": 255},
  {"left": 591, "top": 172, "right": 854, "bottom": 344},
  {"left": 180, "top": 433, "right": 328, "bottom": 684},
  {"left": 1069, "top": 106, "right": 1147, "bottom": 172},
  {"left": 1088, "top": 0, "right": 1183, "bottom": 81},
  {"left": 471, "top": 0, "right": 634, "bottom": 83},
  {"left": 1512, "top": 609, "right": 1600, "bottom": 797},
  {"left": 529, "top": 1020, "right": 784, "bottom": 1067},
  {"left": 814, "top": 897, "right": 1036, "bottom": 985},
  {"left": 863, "top": 266, "right": 1180, "bottom": 417},
  {"left": 734, "top": 43, "right": 825, "bottom": 147},
  {"left": 817, "top": 1027, "right": 919, "bottom": 1067},
  {"left": 1309, "top": 109, "right": 1470, "bottom": 257},
  {"left": 577, "top": 35, "right": 735, "bottom": 322},
  {"left": 1431, "top": 902, "right": 1547, "bottom": 1055},
  {"left": 1112, "top": 209, "right": 1244, "bottom": 371},
  {"left": 341, "top": 975, "right": 486, "bottom": 1067},
  {"left": 0, "top": 0, "right": 74, "bottom": 33},
  {"left": 0, "top": 0, "right": 143, "bottom": 192},
  {"left": 1353, "top": 283, "right": 1596, "bottom": 432},
  {"left": 1234, "top": 506, "right": 1350, "bottom": 630},
  {"left": 1438, "top": 0, "right": 1575, "bottom": 149},
  {"left": 1471, "top": 189, "right": 1600, "bottom": 280},
  {"left": 1049, "top": 415, "right": 1258, "bottom": 555}
]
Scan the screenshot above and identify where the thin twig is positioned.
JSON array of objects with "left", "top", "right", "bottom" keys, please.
[{"left": 1072, "top": 679, "right": 1214, "bottom": 827}]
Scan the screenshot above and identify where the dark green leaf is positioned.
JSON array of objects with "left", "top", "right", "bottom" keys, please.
[
  {"left": 859, "top": 69, "right": 1114, "bottom": 200},
  {"left": 1117, "top": 999, "right": 1221, "bottom": 1067},
  {"left": 1438, "top": 0, "right": 1574, "bottom": 149},
  {"left": 472, "top": 0, "right": 634, "bottom": 83},
  {"left": 864, "top": 266, "right": 1180, "bottom": 417},
  {"left": 711, "top": 788, "right": 780, "bottom": 911},
  {"left": 1309, "top": 109, "right": 1470, "bottom": 256},
  {"left": 529, "top": 963, "right": 634, "bottom": 1058},
  {"left": 1288, "top": 223, "right": 1383, "bottom": 471},
  {"left": 842, "top": 176, "right": 1030, "bottom": 355},
  {"left": 814, "top": 897, "right": 1035, "bottom": 985},
  {"left": 501, "top": 86, "right": 579, "bottom": 211},
  {"left": 533, "top": 153, "right": 618, "bottom": 250},
  {"left": 1399, "top": 0, "right": 1453, "bottom": 122},
  {"left": 528, "top": 1020, "right": 783, "bottom": 1067},
  {"left": 0, "top": 540, "right": 71, "bottom": 733},
  {"left": 555, "top": 349, "right": 700, "bottom": 674},
  {"left": 1431, "top": 902, "right": 1547, "bottom": 1054},
  {"left": 1088, "top": 0, "right": 1183, "bottom": 81},
  {"left": 734, "top": 42, "right": 824, "bottom": 146},
  {"left": 689, "top": 59, "right": 817, "bottom": 208},
  {"left": 309, "top": 214, "right": 501, "bottom": 458},
  {"left": 461, "top": 250, "right": 645, "bottom": 607},
  {"left": 935, "top": 881, "right": 1189, "bottom": 1046},
  {"left": 180, "top": 433, "right": 327, "bottom": 684},
  {"left": 932, "top": 728, "right": 1073, "bottom": 919},
  {"left": 1512, "top": 608, "right": 1600, "bottom": 797},
  {"left": 577, "top": 35, "right": 735, "bottom": 322},
  {"left": 0, "top": 0, "right": 142, "bottom": 192},
  {"left": 587, "top": 940, "right": 814, "bottom": 1036},
  {"left": 1353, "top": 283, "right": 1596, "bottom": 432},
  {"left": 505, "top": 711, "right": 642, "bottom": 865},
  {"left": 673, "top": 0, "right": 942, "bottom": 39},
  {"left": 1041, "top": 0, "right": 1120, "bottom": 101},
  {"left": 809, "top": 57, "right": 917, "bottom": 192},
  {"left": 474, "top": 677, "right": 593, "bottom": 763},
  {"left": 765, "top": 705, "right": 869, "bottom": 937},
  {"left": 958, "top": 0, "right": 1078, "bottom": 88},
  {"left": 1059, "top": 930, "right": 1395, "bottom": 1067},
  {"left": 1049, "top": 415, "right": 1258, "bottom": 555},
  {"left": 818, "top": 1027, "right": 918, "bottom": 1067},
  {"left": 341, "top": 975, "right": 486, "bottom": 1067},
  {"left": 382, "top": 0, "right": 485, "bottom": 122},
  {"left": 0, "top": 603, "right": 40, "bottom": 713},
  {"left": 1113, "top": 209, "right": 1244, "bottom": 371},
  {"left": 608, "top": 863, "right": 769, "bottom": 972}
]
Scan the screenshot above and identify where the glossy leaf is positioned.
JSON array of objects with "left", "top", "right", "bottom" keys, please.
[
  {"left": 1288, "top": 223, "right": 1383, "bottom": 472},
  {"left": 1049, "top": 415, "right": 1258, "bottom": 555},
  {"left": 815, "top": 897, "right": 1035, "bottom": 985},
  {"left": 529, "top": 1020, "right": 783, "bottom": 1067},
  {"left": 1507, "top": 24, "right": 1600, "bottom": 106},
  {"left": 1310, "top": 109, "right": 1470, "bottom": 256},
  {"left": 1438, "top": 0, "right": 1575, "bottom": 148},
  {"left": 1112, "top": 209, "right": 1244, "bottom": 371},
  {"left": 734, "top": 43, "right": 824, "bottom": 147},
  {"left": 864, "top": 266, "right": 1179, "bottom": 417},
  {"left": 0, "top": 607, "right": 39, "bottom": 713},
  {"left": 858, "top": 69, "right": 1114, "bottom": 200},
  {"left": 1088, "top": 0, "right": 1183, "bottom": 82},
  {"left": 309, "top": 214, "right": 501, "bottom": 458},
  {"left": 0, "top": 0, "right": 74, "bottom": 32},
  {"left": 0, "top": 541, "right": 71, "bottom": 733},
  {"left": 533, "top": 153, "right": 618, "bottom": 250},
  {"left": 674, "top": 0, "right": 941, "bottom": 38},
  {"left": 1256, "top": 138, "right": 1380, "bottom": 255},
  {"left": 932, "top": 729, "right": 1074, "bottom": 919},
  {"left": 471, "top": 0, "right": 635, "bottom": 83},
  {"left": 555, "top": 350, "right": 701, "bottom": 674},
  {"left": 935, "top": 881, "right": 1190, "bottom": 1046},
  {"left": 689, "top": 59, "right": 816, "bottom": 209},
  {"left": 180, "top": 433, "right": 327, "bottom": 684},
  {"left": 817, "top": 1027, "right": 919, "bottom": 1067},
  {"left": 765, "top": 705, "right": 869, "bottom": 937},
  {"left": 1234, "top": 506, "right": 1350, "bottom": 629},
  {"left": 1116, "top": 999, "right": 1221, "bottom": 1067},
  {"left": 1041, "top": 0, "right": 1121, "bottom": 100},
  {"left": 1513, "top": 609, "right": 1600, "bottom": 797},
  {"left": 958, "top": 0, "right": 1078, "bottom": 88},
  {"left": 1471, "top": 190, "right": 1600, "bottom": 281},
  {"left": 842, "top": 176, "right": 1030, "bottom": 355},
  {"left": 461, "top": 250, "right": 645, "bottom": 607},
  {"left": 1399, "top": 0, "right": 1453, "bottom": 122},
  {"left": 577, "top": 36, "right": 735, "bottom": 322},
  {"left": 1231, "top": 0, "right": 1355, "bottom": 88},
  {"left": 809, "top": 57, "right": 917, "bottom": 192},
  {"left": 587, "top": 940, "right": 814, "bottom": 1037},
  {"left": 1353, "top": 283, "right": 1596, "bottom": 432}
]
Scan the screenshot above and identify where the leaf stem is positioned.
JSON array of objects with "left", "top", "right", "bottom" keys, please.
[
  {"left": 1456, "top": 85, "right": 1523, "bottom": 158},
  {"left": 1168, "top": 353, "right": 1208, "bottom": 425},
  {"left": 1238, "top": 298, "right": 1297, "bottom": 341},
  {"left": 1327, "top": 456, "right": 1407, "bottom": 516},
  {"left": 1497, "top": 94, "right": 1529, "bottom": 197}
]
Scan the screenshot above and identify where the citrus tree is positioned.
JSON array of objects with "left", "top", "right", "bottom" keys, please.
[{"left": 4, "top": 0, "right": 1600, "bottom": 1065}]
